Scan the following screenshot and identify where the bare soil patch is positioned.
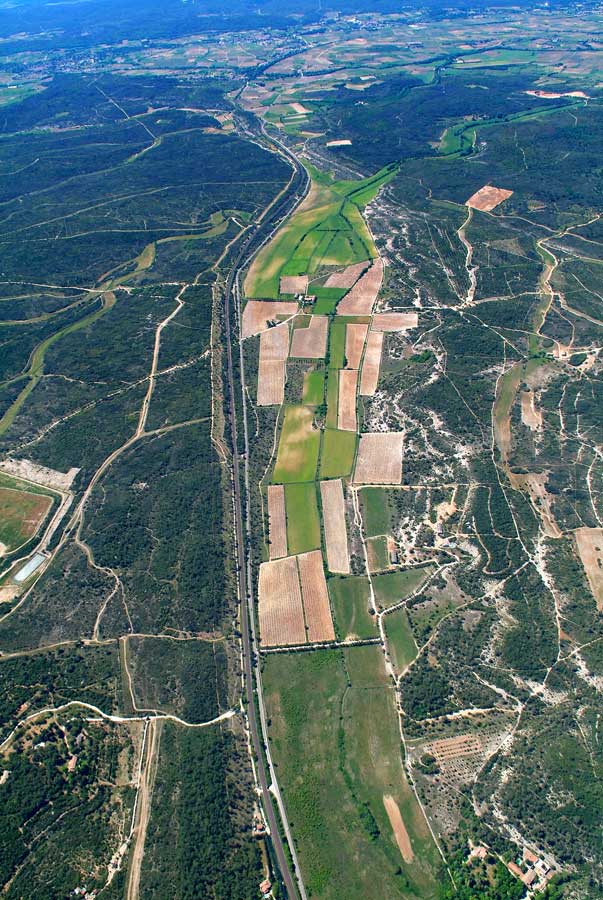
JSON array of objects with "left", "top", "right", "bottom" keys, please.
[
  {"left": 290, "top": 102, "right": 310, "bottom": 114},
  {"left": 267, "top": 484, "right": 288, "bottom": 559},
  {"left": 345, "top": 323, "right": 368, "bottom": 369},
  {"left": 354, "top": 432, "right": 404, "bottom": 484},
  {"left": 359, "top": 331, "right": 384, "bottom": 396},
  {"left": 575, "top": 527, "right": 603, "bottom": 610},
  {"left": 297, "top": 549, "right": 335, "bottom": 642},
  {"left": 320, "top": 479, "right": 350, "bottom": 574},
  {"left": 280, "top": 274, "right": 308, "bottom": 295},
  {"left": 290, "top": 315, "right": 329, "bottom": 358},
  {"left": 326, "top": 139, "right": 352, "bottom": 147},
  {"left": 466, "top": 185, "right": 513, "bottom": 212},
  {"left": 337, "top": 258, "right": 383, "bottom": 316},
  {"left": 383, "top": 795, "right": 414, "bottom": 863},
  {"left": 242, "top": 300, "right": 297, "bottom": 338},
  {"left": 259, "top": 556, "right": 306, "bottom": 646},
  {"left": 338, "top": 369, "right": 358, "bottom": 432},
  {"left": 325, "top": 260, "right": 369, "bottom": 289},
  {"left": 520, "top": 389, "right": 543, "bottom": 431},
  {"left": 372, "top": 312, "right": 419, "bottom": 332}
]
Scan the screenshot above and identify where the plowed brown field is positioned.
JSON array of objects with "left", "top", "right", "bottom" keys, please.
[
  {"left": 359, "top": 330, "right": 383, "bottom": 395},
  {"left": 280, "top": 274, "right": 308, "bottom": 295},
  {"left": 325, "top": 260, "right": 369, "bottom": 289},
  {"left": 257, "top": 323, "right": 290, "bottom": 406},
  {"left": 338, "top": 368, "right": 358, "bottom": 431},
  {"left": 320, "top": 479, "right": 350, "bottom": 574},
  {"left": 258, "top": 556, "right": 306, "bottom": 646},
  {"left": 257, "top": 360, "right": 285, "bottom": 406},
  {"left": 337, "top": 258, "right": 383, "bottom": 315},
  {"left": 290, "top": 315, "right": 329, "bottom": 358},
  {"left": 372, "top": 312, "right": 418, "bottom": 331},
  {"left": 297, "top": 549, "right": 335, "bottom": 643},
  {"left": 242, "top": 300, "right": 297, "bottom": 338},
  {"left": 345, "top": 323, "right": 368, "bottom": 369},
  {"left": 267, "top": 484, "right": 287, "bottom": 559},
  {"left": 466, "top": 185, "right": 513, "bottom": 212},
  {"left": 353, "top": 432, "right": 404, "bottom": 484}
]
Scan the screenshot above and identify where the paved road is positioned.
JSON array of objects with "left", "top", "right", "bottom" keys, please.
[{"left": 220, "top": 125, "right": 308, "bottom": 899}]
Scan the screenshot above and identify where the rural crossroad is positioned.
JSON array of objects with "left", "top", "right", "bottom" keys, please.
[{"left": 221, "top": 123, "right": 308, "bottom": 900}]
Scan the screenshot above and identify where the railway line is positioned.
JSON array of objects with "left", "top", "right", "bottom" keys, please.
[{"left": 220, "top": 121, "right": 309, "bottom": 900}]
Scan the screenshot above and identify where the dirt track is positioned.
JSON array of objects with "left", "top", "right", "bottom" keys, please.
[
  {"left": 383, "top": 794, "right": 414, "bottom": 863},
  {"left": 125, "top": 719, "right": 161, "bottom": 900}
]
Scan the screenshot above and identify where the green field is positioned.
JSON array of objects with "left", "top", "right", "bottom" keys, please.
[
  {"left": 302, "top": 369, "right": 325, "bottom": 405},
  {"left": 361, "top": 487, "right": 391, "bottom": 536},
  {"left": 372, "top": 567, "right": 433, "bottom": 610},
  {"left": 263, "top": 647, "right": 442, "bottom": 900},
  {"left": 367, "top": 535, "right": 390, "bottom": 572},
  {"left": 384, "top": 608, "right": 418, "bottom": 674},
  {"left": 272, "top": 405, "right": 321, "bottom": 483},
  {"left": 328, "top": 575, "right": 376, "bottom": 640},
  {"left": 320, "top": 429, "right": 358, "bottom": 478},
  {"left": 244, "top": 165, "right": 396, "bottom": 299},
  {"left": 285, "top": 482, "right": 321, "bottom": 555},
  {"left": 328, "top": 321, "right": 347, "bottom": 369},
  {"left": 325, "top": 370, "right": 339, "bottom": 429},
  {"left": 313, "top": 287, "right": 347, "bottom": 315}
]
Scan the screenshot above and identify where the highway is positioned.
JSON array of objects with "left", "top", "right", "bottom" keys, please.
[{"left": 220, "top": 123, "right": 309, "bottom": 900}]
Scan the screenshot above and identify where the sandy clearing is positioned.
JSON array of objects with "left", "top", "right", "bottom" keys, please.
[
  {"left": 290, "top": 101, "right": 310, "bottom": 114},
  {"left": 345, "top": 323, "right": 368, "bottom": 369},
  {"left": 326, "top": 139, "right": 352, "bottom": 147},
  {"left": 267, "top": 485, "right": 288, "bottom": 560},
  {"left": 325, "top": 260, "right": 369, "bottom": 289},
  {"left": 526, "top": 89, "right": 589, "bottom": 99},
  {"left": 337, "top": 258, "right": 383, "bottom": 316},
  {"left": 520, "top": 389, "right": 543, "bottom": 431},
  {"left": 297, "top": 549, "right": 335, "bottom": 643},
  {"left": 0, "top": 458, "right": 78, "bottom": 491},
  {"left": 280, "top": 274, "right": 308, "bottom": 295},
  {"left": 259, "top": 556, "right": 306, "bottom": 646},
  {"left": 320, "top": 479, "right": 350, "bottom": 574},
  {"left": 371, "top": 312, "right": 419, "bottom": 332},
  {"left": 575, "top": 527, "right": 603, "bottom": 610},
  {"left": 466, "top": 185, "right": 513, "bottom": 212},
  {"left": 383, "top": 795, "right": 414, "bottom": 863},
  {"left": 0, "top": 584, "right": 19, "bottom": 603},
  {"left": 354, "top": 432, "right": 404, "bottom": 484},
  {"left": 242, "top": 300, "right": 297, "bottom": 338},
  {"left": 359, "top": 330, "right": 384, "bottom": 396},
  {"left": 338, "top": 369, "right": 358, "bottom": 432},
  {"left": 257, "top": 360, "right": 285, "bottom": 406},
  {"left": 290, "top": 315, "right": 329, "bottom": 358}
]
